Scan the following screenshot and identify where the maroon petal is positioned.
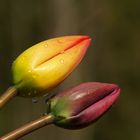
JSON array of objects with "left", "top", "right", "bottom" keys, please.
[{"left": 51, "top": 82, "right": 121, "bottom": 129}]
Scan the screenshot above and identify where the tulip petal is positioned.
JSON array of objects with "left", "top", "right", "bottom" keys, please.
[
  {"left": 12, "top": 36, "right": 91, "bottom": 97},
  {"left": 65, "top": 88, "right": 120, "bottom": 129},
  {"left": 34, "top": 38, "right": 91, "bottom": 91},
  {"left": 51, "top": 82, "right": 121, "bottom": 129}
]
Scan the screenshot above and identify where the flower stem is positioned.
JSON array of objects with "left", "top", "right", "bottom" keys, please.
[
  {"left": 0, "top": 86, "right": 17, "bottom": 109},
  {"left": 0, "top": 114, "right": 54, "bottom": 140}
]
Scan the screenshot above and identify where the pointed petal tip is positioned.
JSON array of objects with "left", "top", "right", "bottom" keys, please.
[
  {"left": 62, "top": 35, "right": 91, "bottom": 43},
  {"left": 75, "top": 35, "right": 92, "bottom": 43}
]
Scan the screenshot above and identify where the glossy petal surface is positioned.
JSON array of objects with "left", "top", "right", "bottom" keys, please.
[
  {"left": 50, "top": 82, "right": 121, "bottom": 129},
  {"left": 12, "top": 36, "right": 91, "bottom": 97}
]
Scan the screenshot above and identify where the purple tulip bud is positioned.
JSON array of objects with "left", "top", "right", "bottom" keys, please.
[{"left": 49, "top": 82, "right": 121, "bottom": 129}]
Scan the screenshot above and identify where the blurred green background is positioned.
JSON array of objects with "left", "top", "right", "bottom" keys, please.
[{"left": 0, "top": 0, "right": 140, "bottom": 140}]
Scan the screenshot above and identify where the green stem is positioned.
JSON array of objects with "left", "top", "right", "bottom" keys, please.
[
  {"left": 0, "top": 86, "right": 17, "bottom": 109},
  {"left": 0, "top": 114, "right": 54, "bottom": 140}
]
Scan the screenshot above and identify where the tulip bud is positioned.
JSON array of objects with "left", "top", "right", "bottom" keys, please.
[
  {"left": 49, "top": 82, "right": 120, "bottom": 129},
  {"left": 12, "top": 36, "right": 91, "bottom": 97}
]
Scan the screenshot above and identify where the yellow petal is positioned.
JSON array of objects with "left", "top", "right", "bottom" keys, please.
[{"left": 12, "top": 35, "right": 91, "bottom": 97}]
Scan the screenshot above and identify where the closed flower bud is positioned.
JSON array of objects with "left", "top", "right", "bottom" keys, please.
[
  {"left": 50, "top": 82, "right": 121, "bottom": 129},
  {"left": 12, "top": 36, "right": 91, "bottom": 97}
]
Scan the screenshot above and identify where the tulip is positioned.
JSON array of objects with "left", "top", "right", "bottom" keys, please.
[
  {"left": 12, "top": 36, "right": 91, "bottom": 97},
  {"left": 0, "top": 82, "right": 121, "bottom": 139},
  {"left": 49, "top": 82, "right": 121, "bottom": 129}
]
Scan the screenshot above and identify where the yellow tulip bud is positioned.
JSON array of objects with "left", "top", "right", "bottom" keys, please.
[{"left": 12, "top": 36, "right": 91, "bottom": 97}]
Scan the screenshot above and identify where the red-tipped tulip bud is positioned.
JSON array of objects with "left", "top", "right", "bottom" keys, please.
[
  {"left": 12, "top": 36, "right": 91, "bottom": 97},
  {"left": 50, "top": 82, "right": 120, "bottom": 129}
]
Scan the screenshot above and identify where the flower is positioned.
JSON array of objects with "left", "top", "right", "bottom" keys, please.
[
  {"left": 12, "top": 36, "right": 91, "bottom": 97},
  {"left": 49, "top": 82, "right": 121, "bottom": 129}
]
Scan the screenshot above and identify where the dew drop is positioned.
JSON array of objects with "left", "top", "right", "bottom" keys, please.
[
  {"left": 57, "top": 39, "right": 64, "bottom": 44},
  {"left": 20, "top": 57, "right": 25, "bottom": 64},
  {"left": 44, "top": 43, "right": 48, "bottom": 48},
  {"left": 60, "top": 59, "right": 64, "bottom": 64},
  {"left": 87, "top": 90, "right": 91, "bottom": 95}
]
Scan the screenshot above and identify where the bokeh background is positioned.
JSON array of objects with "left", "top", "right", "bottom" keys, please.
[{"left": 0, "top": 0, "right": 140, "bottom": 140}]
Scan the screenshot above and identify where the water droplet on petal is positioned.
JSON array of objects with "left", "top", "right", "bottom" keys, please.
[
  {"left": 19, "top": 57, "right": 25, "bottom": 64},
  {"left": 60, "top": 59, "right": 64, "bottom": 64},
  {"left": 44, "top": 43, "right": 48, "bottom": 48},
  {"left": 57, "top": 39, "right": 64, "bottom": 44}
]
